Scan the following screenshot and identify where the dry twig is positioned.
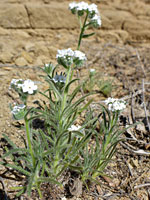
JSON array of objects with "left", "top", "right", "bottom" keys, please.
[
  {"left": 134, "top": 183, "right": 150, "bottom": 189},
  {"left": 120, "top": 142, "right": 150, "bottom": 156},
  {"left": 142, "top": 79, "right": 150, "bottom": 132},
  {"left": 131, "top": 91, "right": 136, "bottom": 124},
  {"left": 135, "top": 49, "right": 146, "bottom": 78}
]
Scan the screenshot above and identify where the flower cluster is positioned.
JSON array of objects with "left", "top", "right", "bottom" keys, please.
[
  {"left": 11, "top": 104, "right": 26, "bottom": 115},
  {"left": 11, "top": 104, "right": 26, "bottom": 120},
  {"left": 90, "top": 14, "right": 101, "bottom": 28},
  {"left": 44, "top": 63, "right": 55, "bottom": 76},
  {"left": 56, "top": 48, "right": 86, "bottom": 68},
  {"left": 21, "top": 80, "right": 38, "bottom": 95},
  {"left": 10, "top": 79, "right": 24, "bottom": 89},
  {"left": 90, "top": 68, "right": 96, "bottom": 76},
  {"left": 69, "top": 1, "right": 101, "bottom": 27},
  {"left": 68, "top": 125, "right": 81, "bottom": 132},
  {"left": 104, "top": 97, "right": 126, "bottom": 112},
  {"left": 10, "top": 79, "right": 38, "bottom": 95}
]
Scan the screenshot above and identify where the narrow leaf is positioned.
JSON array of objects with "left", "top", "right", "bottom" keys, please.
[{"left": 82, "top": 32, "right": 95, "bottom": 38}]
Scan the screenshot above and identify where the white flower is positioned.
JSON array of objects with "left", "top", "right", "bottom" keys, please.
[
  {"left": 45, "top": 63, "right": 49, "bottom": 68},
  {"left": 69, "top": 2, "right": 99, "bottom": 16},
  {"left": 56, "top": 48, "right": 74, "bottom": 67},
  {"left": 77, "top": 1, "right": 88, "bottom": 11},
  {"left": 88, "top": 3, "right": 99, "bottom": 15},
  {"left": 56, "top": 48, "right": 74, "bottom": 59},
  {"left": 11, "top": 104, "right": 26, "bottom": 115},
  {"left": 69, "top": 2, "right": 89, "bottom": 15},
  {"left": 104, "top": 97, "right": 126, "bottom": 112},
  {"left": 68, "top": 125, "right": 82, "bottom": 132},
  {"left": 69, "top": 2, "right": 101, "bottom": 28},
  {"left": 61, "top": 197, "right": 67, "bottom": 200},
  {"left": 104, "top": 97, "right": 116, "bottom": 105},
  {"left": 74, "top": 50, "right": 87, "bottom": 61},
  {"left": 10, "top": 79, "right": 19, "bottom": 86},
  {"left": 21, "top": 79, "right": 37, "bottom": 94},
  {"left": 56, "top": 48, "right": 86, "bottom": 67},
  {"left": 69, "top": 2, "right": 78, "bottom": 10},
  {"left": 90, "top": 69, "right": 95, "bottom": 73},
  {"left": 90, "top": 14, "right": 102, "bottom": 27},
  {"left": 10, "top": 79, "right": 23, "bottom": 89},
  {"left": 90, "top": 68, "right": 96, "bottom": 76}
]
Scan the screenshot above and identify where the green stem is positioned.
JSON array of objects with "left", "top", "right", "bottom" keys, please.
[
  {"left": 102, "top": 111, "right": 119, "bottom": 156},
  {"left": 61, "top": 66, "right": 71, "bottom": 112},
  {"left": 54, "top": 152, "right": 59, "bottom": 174},
  {"left": 77, "top": 12, "right": 89, "bottom": 50},
  {"left": 70, "top": 63, "right": 76, "bottom": 81},
  {"left": 78, "top": 15, "right": 82, "bottom": 30},
  {"left": 37, "top": 183, "right": 42, "bottom": 199},
  {"left": 25, "top": 118, "right": 35, "bottom": 168}
]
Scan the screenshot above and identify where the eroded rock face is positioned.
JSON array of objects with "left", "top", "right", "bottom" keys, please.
[
  {"left": 0, "top": 4, "right": 29, "bottom": 28},
  {"left": 0, "top": 0, "right": 150, "bottom": 66},
  {"left": 25, "top": 2, "right": 78, "bottom": 29}
]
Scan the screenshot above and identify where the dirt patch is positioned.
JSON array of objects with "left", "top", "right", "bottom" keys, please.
[
  {"left": 1, "top": 43, "right": 150, "bottom": 199},
  {"left": 0, "top": 0, "right": 150, "bottom": 66}
]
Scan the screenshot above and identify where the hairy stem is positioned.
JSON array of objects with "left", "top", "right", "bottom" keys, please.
[
  {"left": 25, "top": 119, "right": 35, "bottom": 168},
  {"left": 77, "top": 12, "right": 89, "bottom": 50}
]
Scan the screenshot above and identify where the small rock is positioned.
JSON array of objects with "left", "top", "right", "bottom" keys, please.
[
  {"left": 15, "top": 57, "right": 28, "bottom": 66},
  {"left": 15, "top": 30, "right": 30, "bottom": 38},
  {"left": 97, "top": 31, "right": 121, "bottom": 43},
  {"left": 136, "top": 122, "right": 146, "bottom": 133},
  {"left": 24, "top": 42, "right": 35, "bottom": 52},
  {"left": 69, "top": 178, "right": 82, "bottom": 197},
  {"left": 0, "top": 27, "right": 10, "bottom": 36},
  {"left": 113, "top": 30, "right": 129, "bottom": 43},
  {"left": 21, "top": 51, "right": 33, "bottom": 64},
  {"left": 101, "top": 14, "right": 113, "bottom": 30},
  {"left": 0, "top": 52, "right": 13, "bottom": 63},
  {"left": 34, "top": 57, "right": 44, "bottom": 66}
]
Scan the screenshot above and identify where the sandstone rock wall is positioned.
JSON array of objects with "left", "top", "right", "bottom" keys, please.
[{"left": 0, "top": 0, "right": 150, "bottom": 66}]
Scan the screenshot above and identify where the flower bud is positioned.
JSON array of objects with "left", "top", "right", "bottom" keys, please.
[
  {"left": 90, "top": 68, "right": 96, "bottom": 76},
  {"left": 11, "top": 104, "right": 26, "bottom": 120}
]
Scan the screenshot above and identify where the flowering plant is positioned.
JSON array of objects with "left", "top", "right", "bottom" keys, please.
[
  {"left": 10, "top": 78, "right": 37, "bottom": 104},
  {"left": 0, "top": 2, "right": 133, "bottom": 199}
]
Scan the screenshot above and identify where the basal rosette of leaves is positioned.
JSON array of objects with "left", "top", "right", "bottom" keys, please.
[{"left": 0, "top": 2, "right": 135, "bottom": 199}]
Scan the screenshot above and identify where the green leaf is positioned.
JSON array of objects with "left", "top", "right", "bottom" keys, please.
[
  {"left": 16, "top": 187, "right": 26, "bottom": 197},
  {"left": 68, "top": 84, "right": 82, "bottom": 103},
  {"left": 2, "top": 148, "right": 29, "bottom": 158},
  {"left": 39, "top": 129, "right": 49, "bottom": 150},
  {"left": 82, "top": 32, "right": 95, "bottom": 38},
  {"left": 62, "top": 92, "right": 94, "bottom": 119},
  {"left": 38, "top": 177, "right": 62, "bottom": 186},
  {"left": 64, "top": 78, "right": 79, "bottom": 94},
  {"left": 26, "top": 161, "right": 41, "bottom": 196},
  {"left": 68, "top": 165, "right": 83, "bottom": 171},
  {"left": 46, "top": 79, "right": 62, "bottom": 101},
  {"left": 43, "top": 148, "right": 54, "bottom": 157},
  {"left": 2, "top": 133, "right": 17, "bottom": 148},
  {"left": 5, "top": 163, "right": 31, "bottom": 176},
  {"left": 78, "top": 99, "right": 93, "bottom": 113},
  {"left": 10, "top": 186, "right": 24, "bottom": 191},
  {"left": 38, "top": 91, "right": 50, "bottom": 100}
]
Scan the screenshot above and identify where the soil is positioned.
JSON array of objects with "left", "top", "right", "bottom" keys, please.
[{"left": 0, "top": 0, "right": 150, "bottom": 199}]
